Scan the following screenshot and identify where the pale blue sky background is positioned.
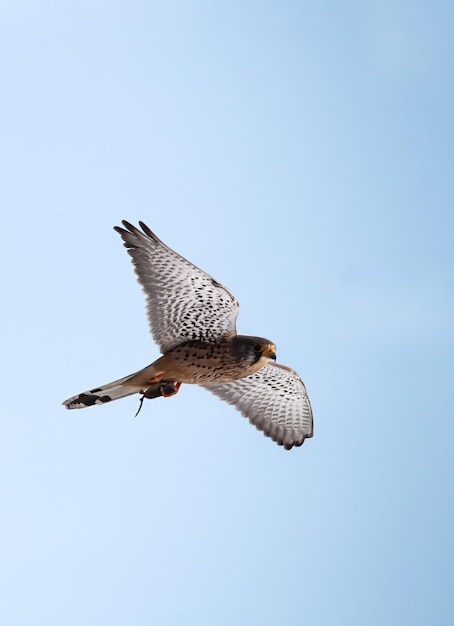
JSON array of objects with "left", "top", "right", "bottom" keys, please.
[{"left": 1, "top": 1, "right": 453, "bottom": 625}]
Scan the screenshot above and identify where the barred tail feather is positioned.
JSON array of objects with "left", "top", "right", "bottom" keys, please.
[{"left": 62, "top": 364, "right": 158, "bottom": 409}]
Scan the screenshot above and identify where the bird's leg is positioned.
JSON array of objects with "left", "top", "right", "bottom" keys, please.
[
  {"left": 160, "top": 381, "right": 181, "bottom": 397},
  {"left": 142, "top": 380, "right": 181, "bottom": 399},
  {"left": 134, "top": 380, "right": 164, "bottom": 417},
  {"left": 134, "top": 380, "right": 181, "bottom": 415}
]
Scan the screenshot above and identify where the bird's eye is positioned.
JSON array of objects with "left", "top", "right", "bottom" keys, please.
[{"left": 253, "top": 344, "right": 263, "bottom": 353}]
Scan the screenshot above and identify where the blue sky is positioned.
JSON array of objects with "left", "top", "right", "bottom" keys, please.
[{"left": 1, "top": 1, "right": 453, "bottom": 624}]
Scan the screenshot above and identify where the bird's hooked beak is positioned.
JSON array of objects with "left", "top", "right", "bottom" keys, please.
[{"left": 264, "top": 345, "right": 277, "bottom": 361}]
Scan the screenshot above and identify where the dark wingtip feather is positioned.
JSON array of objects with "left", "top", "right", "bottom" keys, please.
[
  {"left": 138, "top": 221, "right": 161, "bottom": 242},
  {"left": 114, "top": 221, "right": 144, "bottom": 250},
  {"left": 114, "top": 221, "right": 161, "bottom": 244},
  {"left": 121, "top": 220, "right": 138, "bottom": 232}
]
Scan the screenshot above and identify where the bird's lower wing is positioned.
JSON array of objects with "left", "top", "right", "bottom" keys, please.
[{"left": 203, "top": 362, "right": 313, "bottom": 450}]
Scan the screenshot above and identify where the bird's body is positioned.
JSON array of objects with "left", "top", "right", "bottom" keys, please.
[
  {"left": 151, "top": 335, "right": 276, "bottom": 385},
  {"left": 63, "top": 221, "right": 313, "bottom": 449}
]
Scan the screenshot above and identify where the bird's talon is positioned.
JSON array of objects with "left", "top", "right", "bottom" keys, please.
[{"left": 160, "top": 382, "right": 181, "bottom": 398}]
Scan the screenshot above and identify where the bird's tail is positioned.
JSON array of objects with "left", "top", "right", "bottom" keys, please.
[{"left": 62, "top": 364, "right": 161, "bottom": 409}]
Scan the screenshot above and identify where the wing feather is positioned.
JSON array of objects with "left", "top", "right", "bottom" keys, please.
[
  {"left": 204, "top": 362, "right": 313, "bottom": 450},
  {"left": 114, "top": 221, "right": 239, "bottom": 353}
]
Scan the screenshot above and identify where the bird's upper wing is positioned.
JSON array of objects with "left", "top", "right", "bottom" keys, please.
[
  {"left": 203, "top": 362, "right": 313, "bottom": 450},
  {"left": 114, "top": 221, "right": 239, "bottom": 353}
]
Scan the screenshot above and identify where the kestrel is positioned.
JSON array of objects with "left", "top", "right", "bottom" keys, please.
[{"left": 63, "top": 221, "right": 313, "bottom": 450}]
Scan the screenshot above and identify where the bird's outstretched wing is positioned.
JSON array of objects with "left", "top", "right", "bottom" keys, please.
[
  {"left": 114, "top": 221, "right": 240, "bottom": 353},
  {"left": 204, "top": 362, "right": 313, "bottom": 449}
]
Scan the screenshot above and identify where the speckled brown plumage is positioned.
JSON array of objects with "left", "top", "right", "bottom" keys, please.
[{"left": 62, "top": 221, "right": 313, "bottom": 450}]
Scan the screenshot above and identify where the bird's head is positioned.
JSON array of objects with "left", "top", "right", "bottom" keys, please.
[{"left": 234, "top": 335, "right": 276, "bottom": 365}]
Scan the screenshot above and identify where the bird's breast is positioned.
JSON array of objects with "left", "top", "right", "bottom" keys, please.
[{"left": 160, "top": 340, "right": 265, "bottom": 385}]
